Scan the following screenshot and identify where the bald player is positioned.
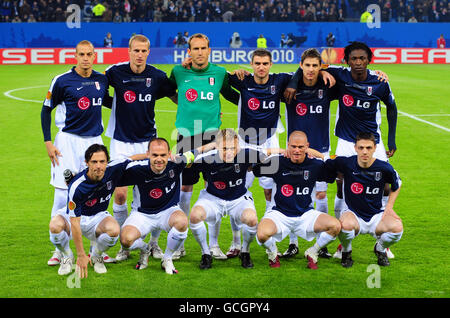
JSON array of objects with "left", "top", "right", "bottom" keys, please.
[
  {"left": 43, "top": 40, "right": 111, "bottom": 266},
  {"left": 254, "top": 131, "right": 341, "bottom": 269}
]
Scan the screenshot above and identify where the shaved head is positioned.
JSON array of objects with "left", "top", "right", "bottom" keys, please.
[
  {"left": 288, "top": 131, "right": 308, "bottom": 143},
  {"left": 287, "top": 131, "right": 309, "bottom": 164}
]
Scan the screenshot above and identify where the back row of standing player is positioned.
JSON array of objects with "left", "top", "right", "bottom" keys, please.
[{"left": 42, "top": 33, "right": 403, "bottom": 276}]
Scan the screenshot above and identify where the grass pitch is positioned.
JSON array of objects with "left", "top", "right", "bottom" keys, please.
[{"left": 0, "top": 63, "right": 449, "bottom": 299}]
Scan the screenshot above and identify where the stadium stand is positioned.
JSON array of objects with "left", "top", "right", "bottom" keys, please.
[{"left": 0, "top": 0, "right": 449, "bottom": 23}]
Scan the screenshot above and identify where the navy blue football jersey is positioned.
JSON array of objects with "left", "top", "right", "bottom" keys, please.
[
  {"left": 105, "top": 62, "right": 176, "bottom": 142},
  {"left": 118, "top": 160, "right": 186, "bottom": 215},
  {"left": 229, "top": 73, "right": 292, "bottom": 145},
  {"left": 326, "top": 66, "right": 396, "bottom": 144},
  {"left": 285, "top": 78, "right": 338, "bottom": 153},
  {"left": 43, "top": 67, "right": 109, "bottom": 137},
  {"left": 253, "top": 155, "right": 330, "bottom": 217},
  {"left": 324, "top": 156, "right": 401, "bottom": 221},
  {"left": 67, "top": 159, "right": 131, "bottom": 217},
  {"left": 193, "top": 148, "right": 267, "bottom": 200}
]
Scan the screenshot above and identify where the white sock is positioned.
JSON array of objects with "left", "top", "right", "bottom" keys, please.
[
  {"left": 208, "top": 219, "right": 220, "bottom": 247},
  {"left": 179, "top": 191, "right": 192, "bottom": 216},
  {"left": 230, "top": 216, "right": 241, "bottom": 248},
  {"left": 378, "top": 231, "right": 403, "bottom": 251},
  {"left": 241, "top": 224, "right": 257, "bottom": 253},
  {"left": 93, "top": 233, "right": 118, "bottom": 256},
  {"left": 49, "top": 231, "right": 72, "bottom": 257},
  {"left": 265, "top": 200, "right": 272, "bottom": 212},
  {"left": 165, "top": 227, "right": 188, "bottom": 259},
  {"left": 382, "top": 195, "right": 389, "bottom": 209},
  {"left": 257, "top": 236, "right": 277, "bottom": 254},
  {"left": 51, "top": 188, "right": 67, "bottom": 218},
  {"left": 316, "top": 231, "right": 336, "bottom": 249},
  {"left": 334, "top": 195, "right": 346, "bottom": 220},
  {"left": 150, "top": 229, "right": 161, "bottom": 244},
  {"left": 338, "top": 229, "right": 355, "bottom": 252},
  {"left": 315, "top": 197, "right": 328, "bottom": 214},
  {"left": 113, "top": 203, "right": 128, "bottom": 227},
  {"left": 190, "top": 221, "right": 210, "bottom": 255},
  {"left": 289, "top": 232, "right": 298, "bottom": 245},
  {"left": 127, "top": 238, "right": 147, "bottom": 251},
  {"left": 245, "top": 170, "right": 255, "bottom": 189}
]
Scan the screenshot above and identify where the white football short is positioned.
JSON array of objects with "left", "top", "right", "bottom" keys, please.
[
  {"left": 122, "top": 205, "right": 182, "bottom": 237},
  {"left": 80, "top": 211, "right": 112, "bottom": 242},
  {"left": 342, "top": 210, "right": 384, "bottom": 238},
  {"left": 109, "top": 139, "right": 149, "bottom": 161},
  {"left": 335, "top": 137, "right": 388, "bottom": 162},
  {"left": 51, "top": 131, "right": 103, "bottom": 189},
  {"left": 239, "top": 134, "right": 279, "bottom": 190},
  {"left": 262, "top": 209, "right": 323, "bottom": 242},
  {"left": 54, "top": 208, "right": 112, "bottom": 241},
  {"left": 193, "top": 189, "right": 256, "bottom": 228}
]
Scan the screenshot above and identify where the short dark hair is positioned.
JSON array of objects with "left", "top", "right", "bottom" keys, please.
[
  {"left": 148, "top": 137, "right": 170, "bottom": 151},
  {"left": 85, "top": 144, "right": 109, "bottom": 162},
  {"left": 344, "top": 41, "right": 373, "bottom": 63},
  {"left": 300, "top": 48, "right": 322, "bottom": 64},
  {"left": 355, "top": 132, "right": 376, "bottom": 145},
  {"left": 188, "top": 33, "right": 210, "bottom": 49},
  {"left": 251, "top": 48, "right": 272, "bottom": 62}
]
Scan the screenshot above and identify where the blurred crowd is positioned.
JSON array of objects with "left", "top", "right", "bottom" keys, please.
[{"left": 0, "top": 0, "right": 448, "bottom": 22}]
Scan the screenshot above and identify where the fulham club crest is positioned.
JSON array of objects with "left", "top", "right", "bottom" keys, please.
[
  {"left": 366, "top": 86, "right": 373, "bottom": 96},
  {"left": 271, "top": 85, "right": 276, "bottom": 95},
  {"left": 169, "top": 169, "right": 175, "bottom": 178},
  {"left": 95, "top": 81, "right": 100, "bottom": 90},
  {"left": 209, "top": 77, "right": 215, "bottom": 86},
  {"left": 303, "top": 170, "right": 309, "bottom": 180},
  {"left": 318, "top": 89, "right": 323, "bottom": 99},
  {"left": 146, "top": 78, "right": 152, "bottom": 87},
  {"left": 234, "top": 164, "right": 240, "bottom": 173},
  {"left": 107, "top": 181, "right": 113, "bottom": 190},
  {"left": 375, "top": 171, "right": 382, "bottom": 181}
]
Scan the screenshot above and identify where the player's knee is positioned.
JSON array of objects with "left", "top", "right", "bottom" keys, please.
[
  {"left": 114, "top": 188, "right": 127, "bottom": 205},
  {"left": 189, "top": 207, "right": 204, "bottom": 224},
  {"left": 173, "top": 214, "right": 189, "bottom": 232},
  {"left": 390, "top": 219, "right": 403, "bottom": 233},
  {"left": 316, "top": 191, "right": 327, "bottom": 200},
  {"left": 49, "top": 217, "right": 65, "bottom": 234},
  {"left": 329, "top": 219, "right": 341, "bottom": 236},
  {"left": 120, "top": 235, "right": 133, "bottom": 249}
]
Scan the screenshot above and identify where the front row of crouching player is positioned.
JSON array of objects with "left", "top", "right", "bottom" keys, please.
[{"left": 48, "top": 128, "right": 403, "bottom": 277}]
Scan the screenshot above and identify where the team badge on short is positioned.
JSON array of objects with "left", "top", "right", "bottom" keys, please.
[
  {"left": 95, "top": 81, "right": 100, "bottom": 90},
  {"left": 209, "top": 77, "right": 215, "bottom": 86},
  {"left": 271, "top": 85, "right": 276, "bottom": 95},
  {"left": 234, "top": 164, "right": 240, "bottom": 173},
  {"left": 146, "top": 78, "right": 152, "bottom": 87},
  {"left": 366, "top": 86, "right": 373, "bottom": 96},
  {"left": 375, "top": 171, "right": 382, "bottom": 181},
  {"left": 303, "top": 170, "right": 309, "bottom": 180},
  {"left": 318, "top": 89, "right": 323, "bottom": 99},
  {"left": 169, "top": 169, "right": 175, "bottom": 178},
  {"left": 107, "top": 181, "right": 112, "bottom": 190}
]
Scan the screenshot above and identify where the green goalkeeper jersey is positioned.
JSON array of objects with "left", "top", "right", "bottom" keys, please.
[{"left": 169, "top": 63, "right": 239, "bottom": 137}]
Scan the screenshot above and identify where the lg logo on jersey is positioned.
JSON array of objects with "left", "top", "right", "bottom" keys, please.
[
  {"left": 149, "top": 182, "right": 176, "bottom": 199},
  {"left": 350, "top": 182, "right": 379, "bottom": 194},
  {"left": 213, "top": 179, "right": 243, "bottom": 190},
  {"left": 123, "top": 90, "right": 152, "bottom": 103},
  {"left": 248, "top": 98, "right": 275, "bottom": 111},
  {"left": 185, "top": 89, "right": 214, "bottom": 102},
  {"left": 77, "top": 97, "right": 102, "bottom": 110},
  {"left": 342, "top": 95, "right": 370, "bottom": 108},
  {"left": 295, "top": 103, "right": 322, "bottom": 116},
  {"left": 280, "top": 184, "right": 310, "bottom": 196}
]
